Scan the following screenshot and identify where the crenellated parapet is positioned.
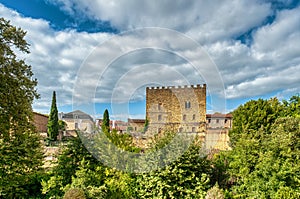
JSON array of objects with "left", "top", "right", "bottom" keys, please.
[{"left": 146, "top": 84, "right": 206, "bottom": 90}]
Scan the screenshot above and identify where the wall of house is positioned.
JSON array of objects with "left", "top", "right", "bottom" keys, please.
[
  {"left": 146, "top": 84, "right": 206, "bottom": 134},
  {"left": 63, "top": 118, "right": 94, "bottom": 133},
  {"left": 207, "top": 117, "right": 232, "bottom": 129},
  {"left": 128, "top": 120, "right": 145, "bottom": 132},
  {"left": 33, "top": 112, "right": 48, "bottom": 133}
]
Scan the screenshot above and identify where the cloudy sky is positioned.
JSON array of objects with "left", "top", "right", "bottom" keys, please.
[{"left": 1, "top": 0, "right": 299, "bottom": 120}]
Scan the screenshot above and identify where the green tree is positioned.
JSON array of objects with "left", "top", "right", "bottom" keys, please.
[
  {"left": 0, "top": 17, "right": 44, "bottom": 197},
  {"left": 42, "top": 133, "right": 99, "bottom": 197},
  {"left": 102, "top": 109, "right": 110, "bottom": 133},
  {"left": 47, "top": 91, "right": 59, "bottom": 140},
  {"left": 227, "top": 117, "right": 300, "bottom": 198},
  {"left": 283, "top": 94, "right": 300, "bottom": 118},
  {"left": 230, "top": 98, "right": 283, "bottom": 145},
  {"left": 136, "top": 143, "right": 211, "bottom": 198}
]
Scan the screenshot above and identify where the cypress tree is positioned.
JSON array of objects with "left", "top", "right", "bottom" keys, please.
[
  {"left": 48, "top": 91, "right": 59, "bottom": 140},
  {"left": 102, "top": 109, "right": 110, "bottom": 133}
]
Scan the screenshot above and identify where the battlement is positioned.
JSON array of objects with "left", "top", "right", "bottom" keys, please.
[{"left": 146, "top": 84, "right": 206, "bottom": 90}]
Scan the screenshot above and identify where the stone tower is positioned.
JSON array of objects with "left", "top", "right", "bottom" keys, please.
[{"left": 146, "top": 84, "right": 206, "bottom": 134}]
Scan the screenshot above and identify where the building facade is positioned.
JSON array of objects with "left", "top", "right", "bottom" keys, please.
[
  {"left": 205, "top": 113, "right": 232, "bottom": 150},
  {"left": 61, "top": 110, "right": 94, "bottom": 135},
  {"left": 33, "top": 112, "right": 48, "bottom": 135},
  {"left": 127, "top": 119, "right": 146, "bottom": 132},
  {"left": 146, "top": 84, "right": 206, "bottom": 134}
]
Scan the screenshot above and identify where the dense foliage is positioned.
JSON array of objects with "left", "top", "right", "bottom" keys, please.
[
  {"left": 215, "top": 96, "right": 300, "bottom": 198},
  {"left": 0, "top": 18, "right": 44, "bottom": 198},
  {"left": 48, "top": 91, "right": 59, "bottom": 141}
]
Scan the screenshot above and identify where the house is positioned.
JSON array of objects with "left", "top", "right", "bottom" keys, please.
[
  {"left": 33, "top": 112, "right": 48, "bottom": 137},
  {"left": 206, "top": 113, "right": 233, "bottom": 129},
  {"left": 127, "top": 119, "right": 145, "bottom": 132},
  {"left": 205, "top": 113, "right": 233, "bottom": 150},
  {"left": 96, "top": 119, "right": 128, "bottom": 133},
  {"left": 61, "top": 110, "right": 94, "bottom": 136}
]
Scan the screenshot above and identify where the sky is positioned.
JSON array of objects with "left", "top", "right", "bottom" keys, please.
[{"left": 0, "top": 0, "right": 300, "bottom": 120}]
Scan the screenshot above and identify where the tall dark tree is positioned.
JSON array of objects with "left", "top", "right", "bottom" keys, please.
[
  {"left": 0, "top": 18, "right": 44, "bottom": 197},
  {"left": 47, "top": 91, "right": 59, "bottom": 140},
  {"left": 101, "top": 109, "right": 110, "bottom": 133}
]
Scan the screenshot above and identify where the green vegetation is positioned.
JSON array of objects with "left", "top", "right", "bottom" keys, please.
[
  {"left": 48, "top": 91, "right": 59, "bottom": 141},
  {"left": 0, "top": 17, "right": 44, "bottom": 197},
  {"left": 214, "top": 96, "right": 300, "bottom": 198}
]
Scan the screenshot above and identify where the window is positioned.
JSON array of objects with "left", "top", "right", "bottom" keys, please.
[
  {"left": 185, "top": 101, "right": 191, "bottom": 109},
  {"left": 183, "top": 114, "right": 186, "bottom": 121},
  {"left": 75, "top": 123, "right": 78, "bottom": 129},
  {"left": 192, "top": 114, "right": 196, "bottom": 120},
  {"left": 179, "top": 127, "right": 183, "bottom": 132},
  {"left": 158, "top": 128, "right": 162, "bottom": 133},
  {"left": 225, "top": 119, "right": 228, "bottom": 123},
  {"left": 158, "top": 114, "right": 162, "bottom": 121},
  {"left": 208, "top": 119, "right": 211, "bottom": 123},
  {"left": 192, "top": 127, "right": 196, "bottom": 132},
  {"left": 74, "top": 115, "right": 78, "bottom": 119},
  {"left": 216, "top": 119, "right": 219, "bottom": 123},
  {"left": 158, "top": 103, "right": 162, "bottom": 110}
]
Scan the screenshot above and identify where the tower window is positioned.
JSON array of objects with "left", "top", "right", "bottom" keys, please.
[
  {"left": 158, "top": 103, "right": 162, "bottom": 110},
  {"left": 192, "top": 114, "right": 196, "bottom": 120},
  {"left": 192, "top": 127, "right": 196, "bottom": 132},
  {"left": 158, "top": 114, "right": 162, "bottom": 121},
  {"left": 216, "top": 119, "right": 219, "bottom": 123},
  {"left": 183, "top": 114, "right": 186, "bottom": 121},
  {"left": 185, "top": 101, "right": 191, "bottom": 109}
]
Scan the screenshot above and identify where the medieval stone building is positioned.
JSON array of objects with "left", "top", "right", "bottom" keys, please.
[{"left": 146, "top": 84, "right": 206, "bottom": 134}]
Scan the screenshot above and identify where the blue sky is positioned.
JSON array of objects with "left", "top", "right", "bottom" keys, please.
[{"left": 1, "top": 0, "right": 299, "bottom": 120}]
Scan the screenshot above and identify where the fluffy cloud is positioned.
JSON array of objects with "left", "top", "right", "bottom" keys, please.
[
  {"left": 49, "top": 0, "right": 271, "bottom": 43},
  {"left": 0, "top": 4, "right": 112, "bottom": 113}
]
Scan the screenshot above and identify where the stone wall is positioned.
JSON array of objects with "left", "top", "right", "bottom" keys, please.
[
  {"left": 33, "top": 112, "right": 48, "bottom": 133},
  {"left": 146, "top": 84, "right": 206, "bottom": 134}
]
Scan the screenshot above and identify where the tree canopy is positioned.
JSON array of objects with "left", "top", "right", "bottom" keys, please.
[{"left": 0, "top": 17, "right": 43, "bottom": 197}]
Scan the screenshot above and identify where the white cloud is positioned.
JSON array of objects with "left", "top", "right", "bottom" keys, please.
[
  {"left": 49, "top": 0, "right": 271, "bottom": 43},
  {"left": 0, "top": 4, "right": 112, "bottom": 113}
]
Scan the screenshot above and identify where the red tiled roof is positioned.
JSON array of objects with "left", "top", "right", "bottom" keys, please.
[{"left": 128, "top": 119, "right": 145, "bottom": 123}]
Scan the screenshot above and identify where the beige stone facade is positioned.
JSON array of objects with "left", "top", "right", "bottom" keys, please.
[
  {"left": 205, "top": 113, "right": 233, "bottom": 150},
  {"left": 61, "top": 110, "right": 94, "bottom": 135},
  {"left": 146, "top": 84, "right": 206, "bottom": 134},
  {"left": 128, "top": 119, "right": 145, "bottom": 132}
]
